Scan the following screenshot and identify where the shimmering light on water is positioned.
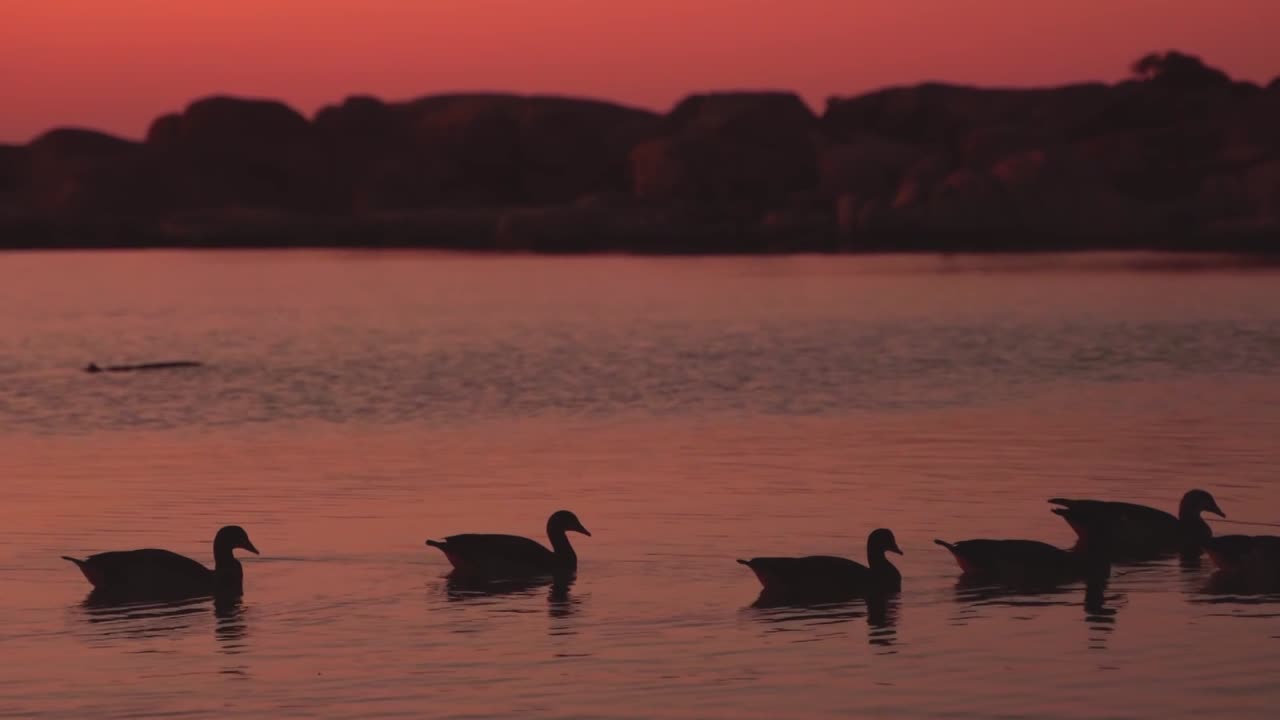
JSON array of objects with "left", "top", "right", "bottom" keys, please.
[{"left": 1, "top": 252, "right": 1279, "bottom": 719}]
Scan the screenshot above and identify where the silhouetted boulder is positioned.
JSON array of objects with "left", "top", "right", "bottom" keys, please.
[
  {"left": 512, "top": 96, "right": 661, "bottom": 204},
  {"left": 1246, "top": 160, "right": 1280, "bottom": 220},
  {"left": 313, "top": 93, "right": 660, "bottom": 210},
  {"left": 0, "top": 144, "right": 29, "bottom": 205},
  {"left": 819, "top": 135, "right": 924, "bottom": 199},
  {"left": 822, "top": 83, "right": 1112, "bottom": 157},
  {"left": 24, "top": 128, "right": 154, "bottom": 213},
  {"left": 146, "top": 96, "right": 318, "bottom": 210},
  {"left": 990, "top": 148, "right": 1154, "bottom": 237},
  {"left": 316, "top": 93, "right": 518, "bottom": 210},
  {"left": 630, "top": 92, "right": 819, "bottom": 219}
]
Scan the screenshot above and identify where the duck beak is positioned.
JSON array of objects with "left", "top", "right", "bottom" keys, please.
[
  {"left": 242, "top": 540, "right": 260, "bottom": 555},
  {"left": 1209, "top": 502, "right": 1226, "bottom": 518},
  {"left": 890, "top": 543, "right": 904, "bottom": 555},
  {"left": 576, "top": 525, "right": 592, "bottom": 537}
]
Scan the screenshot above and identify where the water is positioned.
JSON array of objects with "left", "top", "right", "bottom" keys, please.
[{"left": 2, "top": 251, "right": 1279, "bottom": 719}]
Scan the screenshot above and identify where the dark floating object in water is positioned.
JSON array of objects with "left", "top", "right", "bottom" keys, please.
[
  {"left": 425, "top": 510, "right": 591, "bottom": 579},
  {"left": 62, "top": 525, "right": 259, "bottom": 600},
  {"left": 738, "top": 528, "right": 903, "bottom": 596},
  {"left": 85, "top": 361, "right": 203, "bottom": 373},
  {"left": 1048, "top": 489, "right": 1225, "bottom": 559},
  {"left": 934, "top": 534, "right": 1110, "bottom": 585},
  {"left": 1204, "top": 534, "right": 1280, "bottom": 579}
]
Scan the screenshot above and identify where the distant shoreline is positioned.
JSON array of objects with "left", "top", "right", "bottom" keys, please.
[
  {"left": 2, "top": 207, "right": 1278, "bottom": 257},
  {"left": 2, "top": 51, "right": 1277, "bottom": 255}
]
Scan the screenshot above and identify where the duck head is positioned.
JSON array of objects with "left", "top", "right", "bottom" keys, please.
[
  {"left": 868, "top": 528, "right": 903, "bottom": 556},
  {"left": 1181, "top": 489, "right": 1226, "bottom": 520},
  {"left": 214, "top": 525, "right": 260, "bottom": 556},
  {"left": 548, "top": 510, "right": 591, "bottom": 537}
]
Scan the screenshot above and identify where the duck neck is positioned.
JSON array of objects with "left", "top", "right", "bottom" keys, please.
[
  {"left": 213, "top": 543, "right": 242, "bottom": 582},
  {"left": 868, "top": 547, "right": 895, "bottom": 575},
  {"left": 1178, "top": 503, "right": 1206, "bottom": 527},
  {"left": 548, "top": 526, "right": 577, "bottom": 564},
  {"left": 1178, "top": 505, "right": 1211, "bottom": 542}
]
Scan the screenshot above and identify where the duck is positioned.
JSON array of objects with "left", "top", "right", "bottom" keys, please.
[
  {"left": 1203, "top": 534, "right": 1280, "bottom": 578},
  {"left": 425, "top": 510, "right": 591, "bottom": 579},
  {"left": 737, "top": 528, "right": 903, "bottom": 596},
  {"left": 62, "top": 525, "right": 259, "bottom": 600},
  {"left": 934, "top": 533, "right": 1109, "bottom": 585},
  {"left": 1048, "top": 488, "right": 1225, "bottom": 559}
]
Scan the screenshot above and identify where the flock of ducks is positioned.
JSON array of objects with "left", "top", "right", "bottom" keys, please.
[{"left": 61, "top": 489, "right": 1278, "bottom": 605}]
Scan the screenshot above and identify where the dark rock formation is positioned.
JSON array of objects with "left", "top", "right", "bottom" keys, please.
[
  {"left": 0, "top": 144, "right": 29, "bottom": 206},
  {"left": 24, "top": 128, "right": 152, "bottom": 213},
  {"left": 146, "top": 96, "right": 318, "bottom": 211},
  {"left": 1, "top": 51, "right": 1277, "bottom": 253},
  {"left": 313, "top": 93, "right": 659, "bottom": 211},
  {"left": 630, "top": 92, "right": 819, "bottom": 221}
]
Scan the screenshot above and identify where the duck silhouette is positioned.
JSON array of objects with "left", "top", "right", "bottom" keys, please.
[
  {"left": 935, "top": 524, "right": 1110, "bottom": 586},
  {"left": 426, "top": 510, "right": 590, "bottom": 579},
  {"left": 1203, "top": 533, "right": 1280, "bottom": 585},
  {"left": 738, "top": 528, "right": 903, "bottom": 597},
  {"left": 1048, "top": 489, "right": 1224, "bottom": 560},
  {"left": 62, "top": 525, "right": 259, "bottom": 600}
]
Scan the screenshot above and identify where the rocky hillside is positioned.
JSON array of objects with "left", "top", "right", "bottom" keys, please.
[{"left": 2, "top": 51, "right": 1277, "bottom": 253}]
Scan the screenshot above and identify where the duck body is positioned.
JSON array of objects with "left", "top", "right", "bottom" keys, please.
[
  {"left": 1049, "top": 489, "right": 1224, "bottom": 560},
  {"left": 1204, "top": 534, "right": 1280, "bottom": 578},
  {"left": 426, "top": 510, "right": 590, "bottom": 579},
  {"left": 738, "top": 528, "right": 903, "bottom": 596},
  {"left": 62, "top": 525, "right": 258, "bottom": 601},
  {"left": 428, "top": 533, "right": 568, "bottom": 577},
  {"left": 934, "top": 538, "right": 1107, "bottom": 584}
]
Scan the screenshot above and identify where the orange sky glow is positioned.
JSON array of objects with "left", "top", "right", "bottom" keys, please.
[{"left": 3, "top": 0, "right": 1278, "bottom": 142}]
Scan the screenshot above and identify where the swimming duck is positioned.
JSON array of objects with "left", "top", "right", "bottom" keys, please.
[
  {"left": 934, "top": 534, "right": 1109, "bottom": 584},
  {"left": 62, "top": 525, "right": 259, "bottom": 599},
  {"left": 737, "top": 528, "right": 903, "bottom": 596},
  {"left": 425, "top": 510, "right": 591, "bottom": 578},
  {"left": 1203, "top": 534, "right": 1280, "bottom": 578},
  {"left": 1048, "top": 489, "right": 1224, "bottom": 559}
]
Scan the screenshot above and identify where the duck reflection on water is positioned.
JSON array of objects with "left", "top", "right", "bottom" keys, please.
[
  {"left": 440, "top": 571, "right": 582, "bottom": 619},
  {"left": 747, "top": 586, "right": 900, "bottom": 647},
  {"left": 72, "top": 591, "right": 251, "bottom": 653}
]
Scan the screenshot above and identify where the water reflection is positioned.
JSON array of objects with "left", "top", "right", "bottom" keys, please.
[
  {"left": 1186, "top": 572, "right": 1280, "bottom": 612},
  {"left": 73, "top": 591, "right": 252, "bottom": 662},
  {"left": 214, "top": 596, "right": 251, "bottom": 678},
  {"left": 215, "top": 596, "right": 249, "bottom": 651},
  {"left": 76, "top": 593, "right": 212, "bottom": 641},
  {"left": 747, "top": 590, "right": 899, "bottom": 648},
  {"left": 949, "top": 577, "right": 1121, "bottom": 648},
  {"left": 440, "top": 573, "right": 582, "bottom": 620}
]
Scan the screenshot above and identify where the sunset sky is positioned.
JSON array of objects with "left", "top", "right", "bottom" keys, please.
[{"left": 3, "top": 0, "right": 1278, "bottom": 142}]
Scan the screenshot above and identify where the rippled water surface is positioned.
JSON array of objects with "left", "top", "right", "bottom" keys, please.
[{"left": 2, "top": 251, "right": 1280, "bottom": 719}]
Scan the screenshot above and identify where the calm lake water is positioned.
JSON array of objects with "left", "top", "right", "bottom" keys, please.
[{"left": 2, "top": 251, "right": 1280, "bottom": 719}]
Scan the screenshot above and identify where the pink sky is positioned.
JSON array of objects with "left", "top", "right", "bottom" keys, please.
[{"left": 3, "top": 0, "right": 1278, "bottom": 142}]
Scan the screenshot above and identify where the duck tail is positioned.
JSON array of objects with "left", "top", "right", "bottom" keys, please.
[
  {"left": 736, "top": 559, "right": 753, "bottom": 567},
  {"left": 424, "top": 539, "right": 445, "bottom": 549},
  {"left": 933, "top": 539, "right": 956, "bottom": 552},
  {"left": 1048, "top": 498, "right": 1073, "bottom": 508},
  {"left": 61, "top": 555, "right": 85, "bottom": 566}
]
